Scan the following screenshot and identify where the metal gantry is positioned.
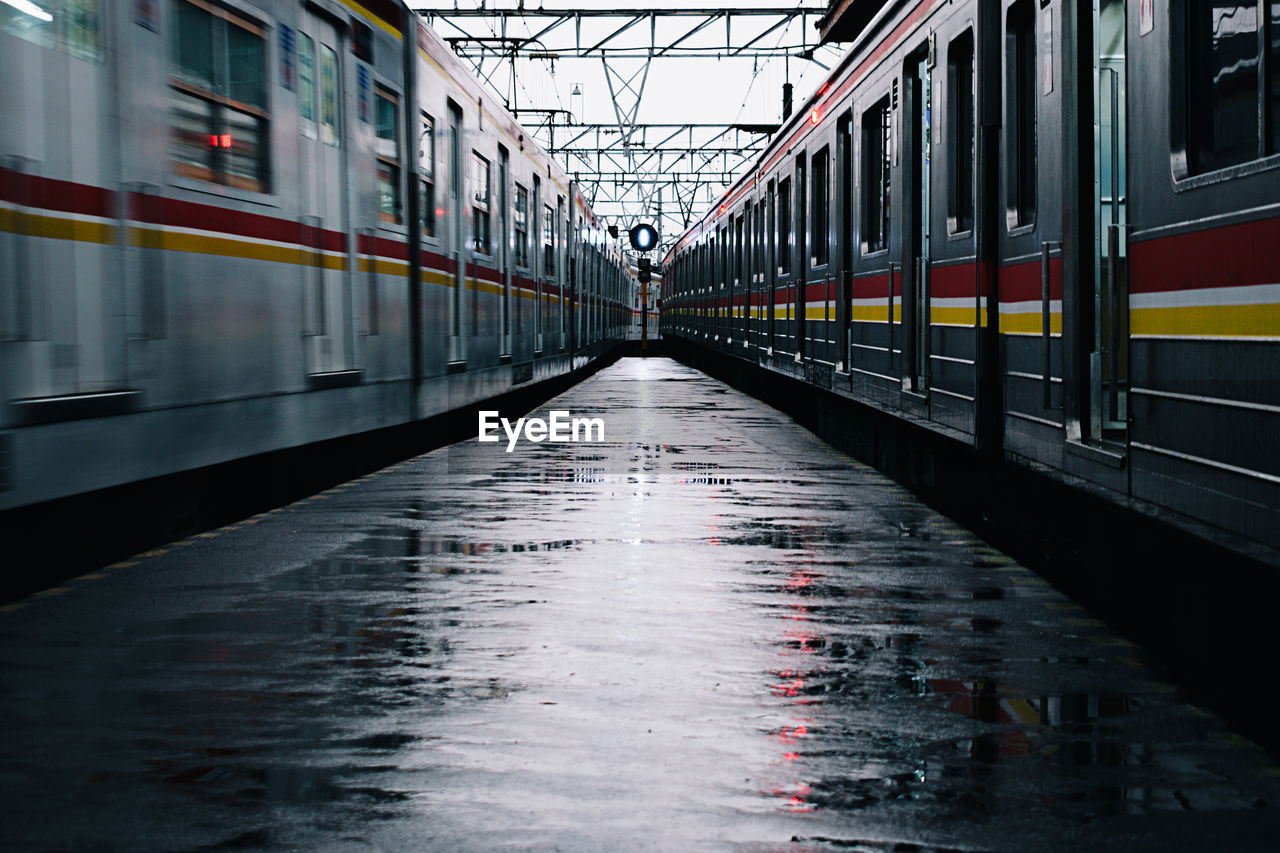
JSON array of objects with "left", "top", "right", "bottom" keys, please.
[
  {"left": 411, "top": 4, "right": 836, "bottom": 255},
  {"left": 414, "top": 6, "right": 832, "bottom": 61}
]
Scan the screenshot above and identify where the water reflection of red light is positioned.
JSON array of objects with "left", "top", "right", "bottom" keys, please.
[
  {"left": 769, "top": 782, "right": 812, "bottom": 812},
  {"left": 784, "top": 629, "right": 817, "bottom": 652},
  {"left": 776, "top": 723, "right": 808, "bottom": 744},
  {"left": 772, "top": 670, "right": 804, "bottom": 697},
  {"left": 786, "top": 572, "right": 813, "bottom": 590}
]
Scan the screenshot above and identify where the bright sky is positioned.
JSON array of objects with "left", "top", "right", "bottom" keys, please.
[
  {"left": 417, "top": 1, "right": 844, "bottom": 128},
  {"left": 413, "top": 1, "right": 847, "bottom": 244}
]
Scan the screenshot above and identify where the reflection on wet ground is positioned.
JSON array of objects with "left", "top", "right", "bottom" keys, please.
[{"left": 1, "top": 358, "right": 1277, "bottom": 851}]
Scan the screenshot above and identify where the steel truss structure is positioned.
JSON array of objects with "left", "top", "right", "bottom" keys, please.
[{"left": 412, "top": 4, "right": 835, "bottom": 256}]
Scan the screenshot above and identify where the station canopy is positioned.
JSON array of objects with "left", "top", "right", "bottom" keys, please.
[{"left": 411, "top": 2, "right": 844, "bottom": 259}]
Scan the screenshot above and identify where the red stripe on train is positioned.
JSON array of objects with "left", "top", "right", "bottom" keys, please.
[
  {"left": 998, "top": 256, "right": 1062, "bottom": 303},
  {"left": 130, "top": 193, "right": 347, "bottom": 253},
  {"left": 851, "top": 272, "right": 898, "bottom": 300},
  {"left": 0, "top": 167, "right": 115, "bottom": 219},
  {"left": 1129, "top": 215, "right": 1280, "bottom": 294},
  {"left": 359, "top": 232, "right": 408, "bottom": 261}
]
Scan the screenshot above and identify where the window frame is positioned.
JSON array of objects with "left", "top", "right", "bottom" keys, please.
[
  {"left": 514, "top": 182, "right": 530, "bottom": 269},
  {"left": 297, "top": 31, "right": 317, "bottom": 139},
  {"left": 542, "top": 202, "right": 556, "bottom": 278},
  {"left": 419, "top": 112, "right": 437, "bottom": 239},
  {"left": 1171, "top": 0, "right": 1280, "bottom": 184},
  {"left": 810, "top": 145, "right": 830, "bottom": 268},
  {"left": 777, "top": 176, "right": 792, "bottom": 275},
  {"left": 947, "top": 28, "right": 975, "bottom": 235},
  {"left": 374, "top": 85, "right": 402, "bottom": 226},
  {"left": 318, "top": 42, "right": 339, "bottom": 147},
  {"left": 168, "top": 0, "right": 272, "bottom": 195},
  {"left": 861, "top": 94, "right": 892, "bottom": 255},
  {"left": 470, "top": 151, "right": 491, "bottom": 255},
  {"left": 1005, "top": 0, "right": 1037, "bottom": 230}
]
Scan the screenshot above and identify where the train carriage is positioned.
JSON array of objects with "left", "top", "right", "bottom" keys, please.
[
  {"left": 663, "top": 0, "right": 1280, "bottom": 555},
  {"left": 0, "top": 0, "right": 637, "bottom": 514}
]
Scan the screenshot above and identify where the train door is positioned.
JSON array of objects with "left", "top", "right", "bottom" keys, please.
[
  {"left": 298, "top": 12, "right": 351, "bottom": 375},
  {"left": 747, "top": 199, "right": 757, "bottom": 345},
  {"left": 720, "top": 225, "right": 729, "bottom": 345},
  {"left": 710, "top": 231, "right": 720, "bottom": 341},
  {"left": 447, "top": 100, "right": 465, "bottom": 365},
  {"left": 1091, "top": 0, "right": 1127, "bottom": 437},
  {"left": 767, "top": 180, "right": 777, "bottom": 352},
  {"left": 499, "top": 145, "right": 511, "bottom": 358},
  {"left": 777, "top": 176, "right": 792, "bottom": 353},
  {"left": 795, "top": 154, "right": 808, "bottom": 360},
  {"left": 838, "top": 111, "right": 854, "bottom": 371},
  {"left": 734, "top": 212, "right": 745, "bottom": 345},
  {"left": 906, "top": 44, "right": 933, "bottom": 392},
  {"left": 556, "top": 196, "right": 565, "bottom": 350},
  {"left": 532, "top": 177, "right": 542, "bottom": 353}
]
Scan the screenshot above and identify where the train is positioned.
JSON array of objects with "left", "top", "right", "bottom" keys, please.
[
  {"left": 661, "top": 0, "right": 1280, "bottom": 557},
  {"left": 0, "top": 0, "right": 639, "bottom": 513}
]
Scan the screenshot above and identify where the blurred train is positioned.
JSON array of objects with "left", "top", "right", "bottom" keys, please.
[
  {"left": 662, "top": 0, "right": 1280, "bottom": 555},
  {"left": 0, "top": 0, "right": 638, "bottom": 512}
]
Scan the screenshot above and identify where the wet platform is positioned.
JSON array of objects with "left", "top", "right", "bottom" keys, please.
[{"left": 1, "top": 357, "right": 1277, "bottom": 851}]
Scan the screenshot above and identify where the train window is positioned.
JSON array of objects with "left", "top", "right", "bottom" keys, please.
[
  {"left": 543, "top": 204, "right": 555, "bottom": 276},
  {"left": 948, "top": 30, "right": 975, "bottom": 233},
  {"left": 470, "top": 153, "right": 491, "bottom": 254},
  {"left": 754, "top": 197, "right": 765, "bottom": 280},
  {"left": 63, "top": 0, "right": 100, "bottom": 61},
  {"left": 514, "top": 184, "right": 530, "bottom": 268},
  {"left": 170, "top": 0, "right": 269, "bottom": 192},
  {"left": 1006, "top": 0, "right": 1037, "bottom": 227},
  {"left": 861, "top": 96, "right": 891, "bottom": 253},
  {"left": 1176, "top": 1, "right": 1276, "bottom": 175},
  {"left": 1272, "top": 2, "right": 1280, "bottom": 153},
  {"left": 420, "top": 114, "right": 436, "bottom": 238},
  {"left": 320, "top": 46, "right": 339, "bottom": 146},
  {"left": 811, "top": 147, "right": 829, "bottom": 267},
  {"left": 375, "top": 88, "right": 401, "bottom": 224},
  {"left": 2, "top": 0, "right": 100, "bottom": 61},
  {"left": 1273, "top": 3, "right": 1280, "bottom": 151},
  {"left": 735, "top": 215, "right": 744, "bottom": 285},
  {"left": 298, "top": 34, "right": 317, "bottom": 138},
  {"left": 778, "top": 177, "right": 792, "bottom": 274}
]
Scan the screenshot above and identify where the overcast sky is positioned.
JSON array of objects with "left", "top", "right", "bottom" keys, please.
[
  {"left": 415, "top": 1, "right": 845, "bottom": 128},
  {"left": 412, "top": 1, "right": 845, "bottom": 240}
]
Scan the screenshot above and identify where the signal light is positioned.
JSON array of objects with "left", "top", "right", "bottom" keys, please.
[
  {"left": 638, "top": 257, "right": 651, "bottom": 284},
  {"left": 629, "top": 223, "right": 658, "bottom": 252}
]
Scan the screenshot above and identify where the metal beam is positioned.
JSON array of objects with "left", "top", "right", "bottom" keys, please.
[
  {"left": 411, "top": 5, "right": 827, "bottom": 254},
  {"left": 414, "top": 8, "right": 826, "bottom": 19},
  {"left": 415, "top": 6, "right": 831, "bottom": 60}
]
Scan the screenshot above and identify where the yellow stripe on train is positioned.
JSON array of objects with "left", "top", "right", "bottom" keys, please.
[
  {"left": 132, "top": 228, "right": 349, "bottom": 270},
  {"left": 0, "top": 209, "right": 116, "bottom": 245},
  {"left": 1130, "top": 303, "right": 1280, "bottom": 339}
]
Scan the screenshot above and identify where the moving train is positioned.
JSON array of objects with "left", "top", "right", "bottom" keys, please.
[
  {"left": 662, "top": 0, "right": 1280, "bottom": 556},
  {"left": 0, "top": 0, "right": 637, "bottom": 513}
]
